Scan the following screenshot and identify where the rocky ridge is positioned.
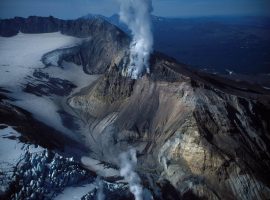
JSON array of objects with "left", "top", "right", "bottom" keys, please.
[
  {"left": 1, "top": 16, "right": 270, "bottom": 199},
  {"left": 68, "top": 49, "right": 270, "bottom": 200}
]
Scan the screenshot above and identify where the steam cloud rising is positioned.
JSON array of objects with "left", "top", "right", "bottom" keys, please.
[
  {"left": 119, "top": 0, "right": 153, "bottom": 79},
  {"left": 95, "top": 177, "right": 105, "bottom": 200},
  {"left": 119, "top": 149, "right": 143, "bottom": 200}
]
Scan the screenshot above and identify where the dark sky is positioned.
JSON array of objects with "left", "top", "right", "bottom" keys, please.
[{"left": 0, "top": 0, "right": 270, "bottom": 19}]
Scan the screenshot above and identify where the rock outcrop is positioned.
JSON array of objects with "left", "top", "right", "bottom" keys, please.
[{"left": 68, "top": 51, "right": 270, "bottom": 199}]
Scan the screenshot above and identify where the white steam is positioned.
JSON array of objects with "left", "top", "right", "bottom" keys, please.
[
  {"left": 119, "top": 149, "right": 143, "bottom": 200},
  {"left": 95, "top": 177, "right": 105, "bottom": 200},
  {"left": 119, "top": 0, "right": 153, "bottom": 79}
]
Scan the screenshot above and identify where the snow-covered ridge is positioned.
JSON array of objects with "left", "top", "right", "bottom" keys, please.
[
  {"left": 0, "top": 32, "right": 99, "bottom": 137},
  {"left": 0, "top": 32, "right": 81, "bottom": 88},
  {"left": 0, "top": 125, "right": 44, "bottom": 194},
  {"left": 0, "top": 126, "right": 93, "bottom": 199}
]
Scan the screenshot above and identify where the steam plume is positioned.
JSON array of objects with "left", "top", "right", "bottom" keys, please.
[
  {"left": 119, "top": 0, "right": 153, "bottom": 79},
  {"left": 95, "top": 177, "right": 105, "bottom": 200},
  {"left": 119, "top": 149, "right": 143, "bottom": 200}
]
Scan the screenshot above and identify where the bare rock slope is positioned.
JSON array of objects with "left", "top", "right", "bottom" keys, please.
[{"left": 69, "top": 50, "right": 270, "bottom": 200}]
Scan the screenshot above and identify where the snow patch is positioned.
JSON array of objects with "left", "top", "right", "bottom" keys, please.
[
  {"left": 42, "top": 61, "right": 100, "bottom": 95},
  {"left": 0, "top": 32, "right": 81, "bottom": 88},
  {"left": 54, "top": 183, "right": 96, "bottom": 200},
  {"left": 263, "top": 86, "right": 270, "bottom": 90},
  {"left": 0, "top": 126, "right": 43, "bottom": 168},
  {"left": 0, "top": 32, "right": 99, "bottom": 136},
  {"left": 81, "top": 156, "right": 120, "bottom": 178}
]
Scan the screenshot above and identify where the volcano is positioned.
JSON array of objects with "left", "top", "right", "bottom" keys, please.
[{"left": 0, "top": 16, "right": 270, "bottom": 200}]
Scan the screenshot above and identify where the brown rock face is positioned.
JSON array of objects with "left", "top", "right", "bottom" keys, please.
[{"left": 68, "top": 51, "right": 270, "bottom": 199}]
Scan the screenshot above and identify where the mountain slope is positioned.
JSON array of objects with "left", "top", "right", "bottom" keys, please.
[
  {"left": 69, "top": 52, "right": 270, "bottom": 199},
  {"left": 0, "top": 16, "right": 270, "bottom": 200}
]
